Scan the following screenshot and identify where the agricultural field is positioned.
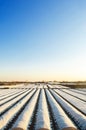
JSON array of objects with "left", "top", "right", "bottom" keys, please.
[{"left": 0, "top": 84, "right": 86, "bottom": 130}]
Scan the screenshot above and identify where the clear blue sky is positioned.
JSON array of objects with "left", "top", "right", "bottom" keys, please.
[{"left": 0, "top": 0, "right": 86, "bottom": 81}]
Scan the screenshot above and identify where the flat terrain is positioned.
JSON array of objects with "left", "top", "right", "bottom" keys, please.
[{"left": 0, "top": 84, "right": 86, "bottom": 130}]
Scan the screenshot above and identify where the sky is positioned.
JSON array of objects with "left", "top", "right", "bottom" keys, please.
[{"left": 0, "top": 0, "right": 86, "bottom": 81}]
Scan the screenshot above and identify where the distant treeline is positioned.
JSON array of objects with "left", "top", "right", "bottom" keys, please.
[
  {"left": 63, "top": 84, "right": 86, "bottom": 88},
  {"left": 0, "top": 81, "right": 29, "bottom": 86},
  {"left": 59, "top": 81, "right": 86, "bottom": 88},
  {"left": 0, "top": 81, "right": 46, "bottom": 86},
  {"left": 0, "top": 81, "right": 86, "bottom": 88}
]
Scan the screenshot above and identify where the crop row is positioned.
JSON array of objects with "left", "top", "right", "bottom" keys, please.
[{"left": 0, "top": 84, "right": 86, "bottom": 130}]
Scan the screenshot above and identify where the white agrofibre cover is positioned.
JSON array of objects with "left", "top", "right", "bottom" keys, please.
[{"left": 35, "top": 89, "right": 51, "bottom": 130}]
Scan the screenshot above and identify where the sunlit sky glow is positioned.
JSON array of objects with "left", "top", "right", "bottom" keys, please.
[{"left": 0, "top": 0, "right": 86, "bottom": 81}]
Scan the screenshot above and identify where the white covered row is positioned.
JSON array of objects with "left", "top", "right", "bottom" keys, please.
[
  {"left": 78, "top": 88, "right": 86, "bottom": 92},
  {"left": 11, "top": 89, "right": 40, "bottom": 130},
  {"left": 70, "top": 89, "right": 86, "bottom": 95},
  {"left": 48, "top": 84, "right": 69, "bottom": 89},
  {"left": 0, "top": 89, "right": 32, "bottom": 114},
  {"left": 45, "top": 89, "right": 77, "bottom": 130},
  {"left": 50, "top": 89, "right": 86, "bottom": 130},
  {"left": 0, "top": 89, "right": 27, "bottom": 105},
  {"left": 55, "top": 89, "right": 86, "bottom": 115},
  {"left": 24, "top": 84, "right": 37, "bottom": 88},
  {"left": 0, "top": 89, "right": 36, "bottom": 129},
  {"left": 61, "top": 89, "right": 86, "bottom": 101},
  {"left": 35, "top": 89, "right": 51, "bottom": 130},
  {"left": 0, "top": 89, "right": 20, "bottom": 98}
]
